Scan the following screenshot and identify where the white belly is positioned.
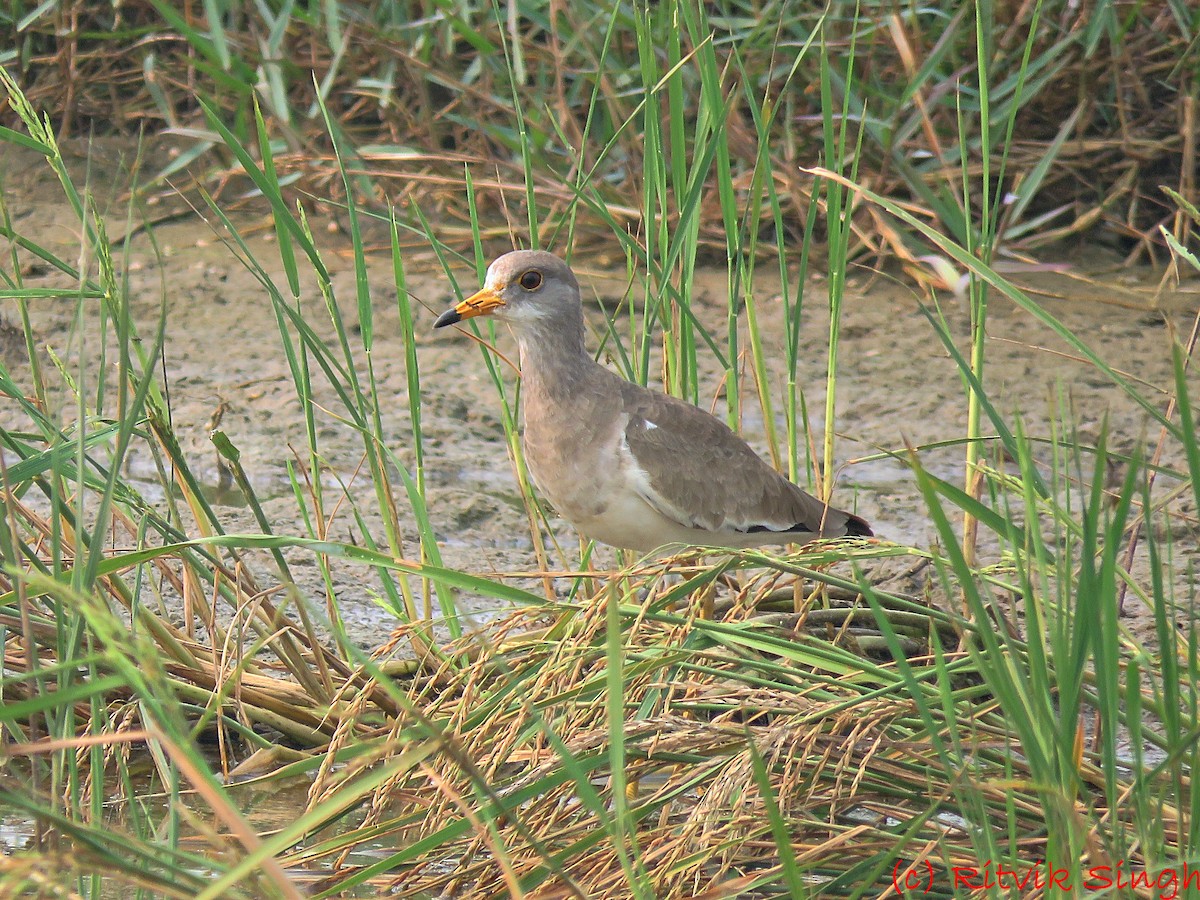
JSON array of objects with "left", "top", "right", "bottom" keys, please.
[{"left": 570, "top": 488, "right": 704, "bottom": 553}]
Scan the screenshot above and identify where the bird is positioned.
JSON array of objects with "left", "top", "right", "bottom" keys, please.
[{"left": 434, "top": 250, "right": 872, "bottom": 554}]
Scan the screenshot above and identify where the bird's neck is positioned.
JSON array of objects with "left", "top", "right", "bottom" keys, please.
[{"left": 514, "top": 319, "right": 597, "bottom": 399}]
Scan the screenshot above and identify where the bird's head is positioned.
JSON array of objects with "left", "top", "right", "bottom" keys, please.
[{"left": 434, "top": 250, "right": 580, "bottom": 331}]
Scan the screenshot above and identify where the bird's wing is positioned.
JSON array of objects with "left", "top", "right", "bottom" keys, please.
[{"left": 618, "top": 385, "right": 844, "bottom": 538}]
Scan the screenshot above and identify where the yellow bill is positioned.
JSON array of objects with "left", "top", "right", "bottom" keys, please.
[{"left": 433, "top": 286, "right": 506, "bottom": 328}]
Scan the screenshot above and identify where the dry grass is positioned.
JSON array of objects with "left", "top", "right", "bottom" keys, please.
[{"left": 266, "top": 558, "right": 1138, "bottom": 899}]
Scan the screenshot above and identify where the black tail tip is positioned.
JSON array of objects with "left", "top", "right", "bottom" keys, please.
[{"left": 845, "top": 514, "right": 873, "bottom": 538}]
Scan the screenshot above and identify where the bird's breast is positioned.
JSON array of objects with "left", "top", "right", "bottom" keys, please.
[{"left": 521, "top": 386, "right": 627, "bottom": 525}]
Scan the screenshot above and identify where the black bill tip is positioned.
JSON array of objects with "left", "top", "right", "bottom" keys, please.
[{"left": 433, "top": 308, "right": 462, "bottom": 329}]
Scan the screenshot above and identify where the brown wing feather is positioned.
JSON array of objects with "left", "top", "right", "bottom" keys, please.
[{"left": 618, "top": 382, "right": 859, "bottom": 538}]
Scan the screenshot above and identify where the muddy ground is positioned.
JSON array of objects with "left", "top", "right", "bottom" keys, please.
[{"left": 2, "top": 139, "right": 1198, "bottom": 651}]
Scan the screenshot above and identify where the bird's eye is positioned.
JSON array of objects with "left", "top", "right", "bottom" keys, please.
[{"left": 519, "top": 270, "right": 542, "bottom": 291}]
